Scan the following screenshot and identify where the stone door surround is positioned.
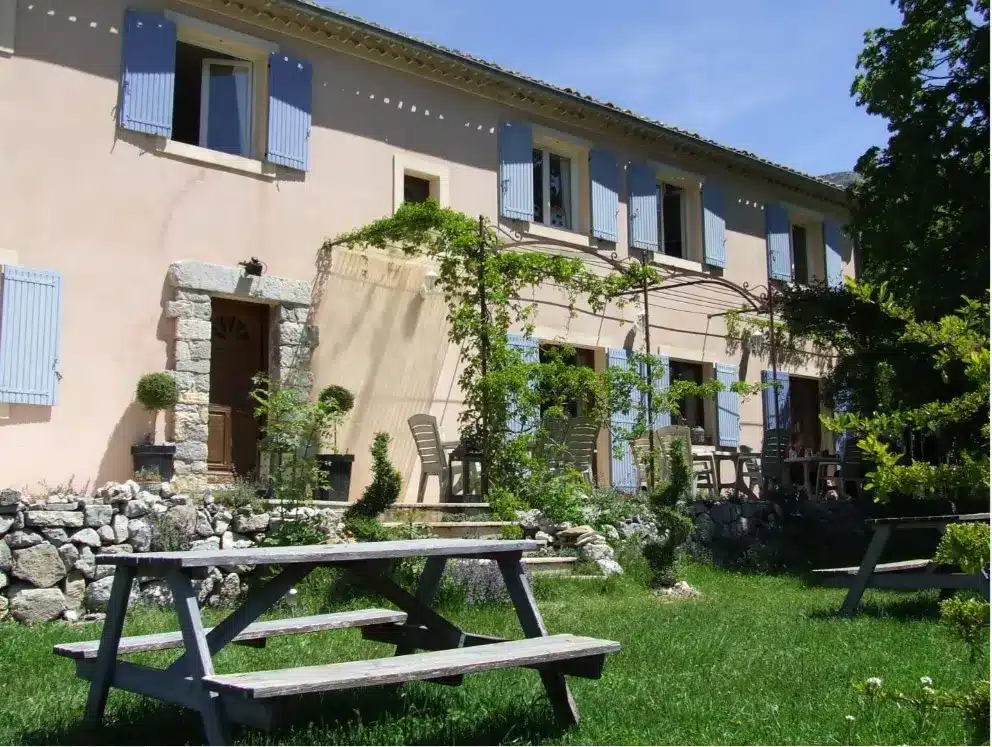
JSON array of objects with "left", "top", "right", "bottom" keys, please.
[{"left": 165, "top": 261, "right": 312, "bottom": 489}]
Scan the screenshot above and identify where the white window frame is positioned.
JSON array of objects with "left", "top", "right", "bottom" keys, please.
[
  {"left": 198, "top": 59, "right": 254, "bottom": 158},
  {"left": 532, "top": 128, "right": 584, "bottom": 234},
  {"left": 164, "top": 11, "right": 275, "bottom": 162},
  {"left": 392, "top": 153, "right": 450, "bottom": 212}
]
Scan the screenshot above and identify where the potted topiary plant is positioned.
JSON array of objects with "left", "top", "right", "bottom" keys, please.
[
  {"left": 131, "top": 372, "right": 179, "bottom": 482},
  {"left": 315, "top": 384, "right": 355, "bottom": 501}
]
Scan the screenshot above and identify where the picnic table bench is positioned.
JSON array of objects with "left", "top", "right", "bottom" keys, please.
[
  {"left": 812, "top": 512, "right": 991, "bottom": 615},
  {"left": 54, "top": 539, "right": 620, "bottom": 745}
]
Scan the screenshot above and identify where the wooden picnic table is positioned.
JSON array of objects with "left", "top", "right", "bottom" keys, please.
[
  {"left": 55, "top": 539, "right": 621, "bottom": 745},
  {"left": 812, "top": 513, "right": 991, "bottom": 615}
]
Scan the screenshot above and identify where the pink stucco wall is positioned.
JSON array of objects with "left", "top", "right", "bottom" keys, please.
[{"left": 0, "top": 0, "right": 853, "bottom": 498}]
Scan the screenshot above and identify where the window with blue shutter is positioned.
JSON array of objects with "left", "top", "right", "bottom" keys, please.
[
  {"left": 761, "top": 370, "right": 791, "bottom": 432},
  {"left": 0, "top": 267, "right": 62, "bottom": 406},
  {"left": 203, "top": 61, "right": 253, "bottom": 157},
  {"left": 506, "top": 332, "right": 540, "bottom": 435},
  {"left": 823, "top": 219, "right": 844, "bottom": 289},
  {"left": 650, "top": 353, "right": 671, "bottom": 428},
  {"left": 628, "top": 162, "right": 658, "bottom": 252},
  {"left": 266, "top": 52, "right": 313, "bottom": 171},
  {"left": 589, "top": 150, "right": 619, "bottom": 242},
  {"left": 498, "top": 123, "right": 534, "bottom": 222},
  {"left": 702, "top": 183, "right": 727, "bottom": 268},
  {"left": 119, "top": 10, "right": 177, "bottom": 137},
  {"left": 715, "top": 363, "right": 740, "bottom": 447},
  {"left": 765, "top": 203, "right": 792, "bottom": 281},
  {"left": 608, "top": 347, "right": 640, "bottom": 491}
]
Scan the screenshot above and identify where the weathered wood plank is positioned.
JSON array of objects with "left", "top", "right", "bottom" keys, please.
[
  {"left": 75, "top": 660, "right": 276, "bottom": 731},
  {"left": 840, "top": 524, "right": 892, "bottom": 616},
  {"left": 55, "top": 609, "right": 408, "bottom": 661},
  {"left": 812, "top": 559, "right": 933, "bottom": 576},
  {"left": 94, "top": 538, "right": 542, "bottom": 569},
  {"left": 203, "top": 634, "right": 621, "bottom": 698},
  {"left": 867, "top": 512, "right": 990, "bottom": 527},
  {"left": 82, "top": 565, "right": 134, "bottom": 727}
]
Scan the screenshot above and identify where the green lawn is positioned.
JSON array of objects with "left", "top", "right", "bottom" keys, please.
[{"left": 0, "top": 563, "right": 984, "bottom": 745}]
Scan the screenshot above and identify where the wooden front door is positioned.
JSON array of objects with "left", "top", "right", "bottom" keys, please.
[{"left": 208, "top": 299, "right": 270, "bottom": 476}]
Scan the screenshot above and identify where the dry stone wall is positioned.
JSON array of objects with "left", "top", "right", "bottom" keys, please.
[{"left": 0, "top": 482, "right": 345, "bottom": 625}]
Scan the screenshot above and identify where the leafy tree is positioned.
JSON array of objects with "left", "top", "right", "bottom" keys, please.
[{"left": 850, "top": 0, "right": 989, "bottom": 320}]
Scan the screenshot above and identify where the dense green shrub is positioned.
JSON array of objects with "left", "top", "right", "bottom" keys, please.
[
  {"left": 318, "top": 384, "right": 355, "bottom": 413},
  {"left": 135, "top": 372, "right": 178, "bottom": 411},
  {"left": 344, "top": 432, "right": 402, "bottom": 541},
  {"left": 642, "top": 438, "right": 694, "bottom": 587}
]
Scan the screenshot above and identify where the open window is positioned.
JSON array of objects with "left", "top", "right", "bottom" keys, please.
[
  {"left": 533, "top": 148, "right": 574, "bottom": 230},
  {"left": 790, "top": 223, "right": 810, "bottom": 286}
]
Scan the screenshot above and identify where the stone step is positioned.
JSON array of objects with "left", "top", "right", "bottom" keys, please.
[
  {"left": 381, "top": 521, "right": 514, "bottom": 540},
  {"left": 381, "top": 503, "right": 492, "bottom": 523},
  {"left": 521, "top": 555, "right": 579, "bottom": 575}
]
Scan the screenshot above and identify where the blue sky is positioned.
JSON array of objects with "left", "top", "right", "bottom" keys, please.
[{"left": 321, "top": 0, "right": 902, "bottom": 176}]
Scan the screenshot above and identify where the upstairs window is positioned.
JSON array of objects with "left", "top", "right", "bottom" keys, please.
[
  {"left": 173, "top": 42, "right": 253, "bottom": 157},
  {"left": 659, "top": 182, "right": 686, "bottom": 258},
  {"left": 533, "top": 148, "right": 573, "bottom": 229},
  {"left": 403, "top": 174, "right": 432, "bottom": 204},
  {"left": 791, "top": 224, "right": 810, "bottom": 285}
]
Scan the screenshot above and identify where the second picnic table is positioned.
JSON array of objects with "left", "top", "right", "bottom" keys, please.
[{"left": 55, "top": 538, "right": 621, "bottom": 745}]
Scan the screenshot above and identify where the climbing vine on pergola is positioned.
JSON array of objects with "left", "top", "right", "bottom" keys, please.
[{"left": 324, "top": 199, "right": 757, "bottom": 497}]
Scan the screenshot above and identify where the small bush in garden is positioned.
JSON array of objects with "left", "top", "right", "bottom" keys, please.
[
  {"left": 344, "top": 432, "right": 402, "bottom": 541},
  {"left": 136, "top": 372, "right": 179, "bottom": 411},
  {"left": 488, "top": 487, "right": 527, "bottom": 521},
  {"left": 642, "top": 438, "right": 694, "bottom": 588},
  {"left": 148, "top": 512, "right": 192, "bottom": 552},
  {"left": 214, "top": 476, "right": 265, "bottom": 513},
  {"left": 500, "top": 524, "right": 524, "bottom": 540},
  {"left": 444, "top": 560, "right": 509, "bottom": 606},
  {"left": 933, "top": 523, "right": 991, "bottom": 662},
  {"left": 264, "top": 514, "right": 329, "bottom": 547}
]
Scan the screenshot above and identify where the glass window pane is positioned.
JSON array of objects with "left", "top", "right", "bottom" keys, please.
[
  {"left": 549, "top": 153, "right": 571, "bottom": 229},
  {"left": 404, "top": 174, "right": 432, "bottom": 204},
  {"left": 662, "top": 183, "right": 684, "bottom": 258},
  {"left": 792, "top": 225, "right": 809, "bottom": 284},
  {"left": 532, "top": 149, "right": 544, "bottom": 224},
  {"left": 205, "top": 63, "right": 251, "bottom": 156}
]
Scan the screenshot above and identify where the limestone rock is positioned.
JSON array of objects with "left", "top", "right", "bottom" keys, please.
[
  {"left": 124, "top": 499, "right": 149, "bottom": 519},
  {"left": 9, "top": 585, "right": 66, "bottom": 624},
  {"left": 63, "top": 609, "right": 80, "bottom": 623},
  {"left": 84, "top": 575, "right": 137, "bottom": 612},
  {"left": 0, "top": 489, "right": 22, "bottom": 508},
  {"left": 81, "top": 612, "right": 105, "bottom": 623},
  {"left": 139, "top": 580, "right": 173, "bottom": 607},
  {"left": 220, "top": 531, "right": 234, "bottom": 550},
  {"left": 558, "top": 525, "right": 595, "bottom": 540},
  {"left": 214, "top": 519, "right": 229, "bottom": 536},
  {"left": 99, "top": 544, "right": 133, "bottom": 555},
  {"left": 190, "top": 537, "right": 220, "bottom": 552},
  {"left": 163, "top": 505, "right": 197, "bottom": 538},
  {"left": 0, "top": 595, "right": 8, "bottom": 620},
  {"left": 159, "top": 483, "right": 176, "bottom": 500},
  {"left": 653, "top": 581, "right": 700, "bottom": 600},
  {"left": 0, "top": 540, "right": 10, "bottom": 572},
  {"left": 70, "top": 528, "right": 102, "bottom": 548},
  {"left": 57, "top": 543, "right": 80, "bottom": 570},
  {"left": 97, "top": 526, "right": 116, "bottom": 544},
  {"left": 7, "top": 530, "right": 44, "bottom": 549},
  {"left": 195, "top": 511, "right": 214, "bottom": 537},
  {"left": 573, "top": 531, "right": 601, "bottom": 548},
  {"left": 534, "top": 531, "right": 553, "bottom": 545},
  {"left": 0, "top": 570, "right": 7, "bottom": 588},
  {"left": 63, "top": 571, "right": 86, "bottom": 611},
  {"left": 112, "top": 514, "right": 129, "bottom": 543},
  {"left": 94, "top": 564, "right": 116, "bottom": 580},
  {"left": 127, "top": 519, "right": 152, "bottom": 552},
  {"left": 0, "top": 516, "right": 15, "bottom": 534},
  {"left": 40, "top": 528, "right": 70, "bottom": 546},
  {"left": 217, "top": 573, "right": 240, "bottom": 601},
  {"left": 74, "top": 546, "right": 96, "bottom": 580},
  {"left": 12, "top": 543, "right": 67, "bottom": 588},
  {"left": 84, "top": 504, "right": 114, "bottom": 528},
  {"left": 25, "top": 511, "right": 84, "bottom": 529},
  {"left": 232, "top": 513, "right": 269, "bottom": 533}
]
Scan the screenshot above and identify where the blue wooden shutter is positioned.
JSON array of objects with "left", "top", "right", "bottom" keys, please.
[
  {"left": 715, "top": 363, "right": 740, "bottom": 447},
  {"left": 823, "top": 219, "right": 844, "bottom": 289},
  {"left": 652, "top": 353, "right": 671, "bottom": 428},
  {"left": 498, "top": 123, "right": 534, "bottom": 221},
  {"left": 628, "top": 162, "right": 658, "bottom": 252},
  {"left": 608, "top": 347, "right": 640, "bottom": 491},
  {"left": 118, "top": 10, "right": 176, "bottom": 137},
  {"left": 765, "top": 203, "right": 792, "bottom": 281},
  {"left": 590, "top": 150, "right": 619, "bottom": 242},
  {"left": 0, "top": 267, "right": 62, "bottom": 406},
  {"left": 702, "top": 183, "right": 727, "bottom": 268},
  {"left": 761, "top": 370, "right": 791, "bottom": 432},
  {"left": 266, "top": 52, "right": 313, "bottom": 171},
  {"left": 506, "top": 332, "right": 539, "bottom": 435}
]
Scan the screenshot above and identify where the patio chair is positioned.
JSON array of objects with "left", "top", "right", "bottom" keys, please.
[
  {"left": 760, "top": 428, "right": 789, "bottom": 489},
  {"left": 833, "top": 439, "right": 868, "bottom": 498},
  {"left": 541, "top": 416, "right": 598, "bottom": 483},
  {"left": 632, "top": 426, "right": 691, "bottom": 489},
  {"left": 738, "top": 445, "right": 762, "bottom": 496},
  {"left": 408, "top": 414, "right": 453, "bottom": 503}
]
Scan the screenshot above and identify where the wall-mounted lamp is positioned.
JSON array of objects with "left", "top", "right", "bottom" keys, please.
[
  {"left": 239, "top": 257, "right": 266, "bottom": 277},
  {"left": 421, "top": 266, "right": 439, "bottom": 298}
]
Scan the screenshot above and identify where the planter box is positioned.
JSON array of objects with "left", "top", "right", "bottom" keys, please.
[
  {"left": 316, "top": 454, "right": 354, "bottom": 502},
  {"left": 131, "top": 443, "right": 176, "bottom": 482}
]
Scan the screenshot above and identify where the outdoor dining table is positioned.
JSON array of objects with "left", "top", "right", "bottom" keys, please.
[
  {"left": 812, "top": 512, "right": 991, "bottom": 615},
  {"left": 54, "top": 538, "right": 620, "bottom": 745},
  {"left": 784, "top": 454, "right": 839, "bottom": 496}
]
